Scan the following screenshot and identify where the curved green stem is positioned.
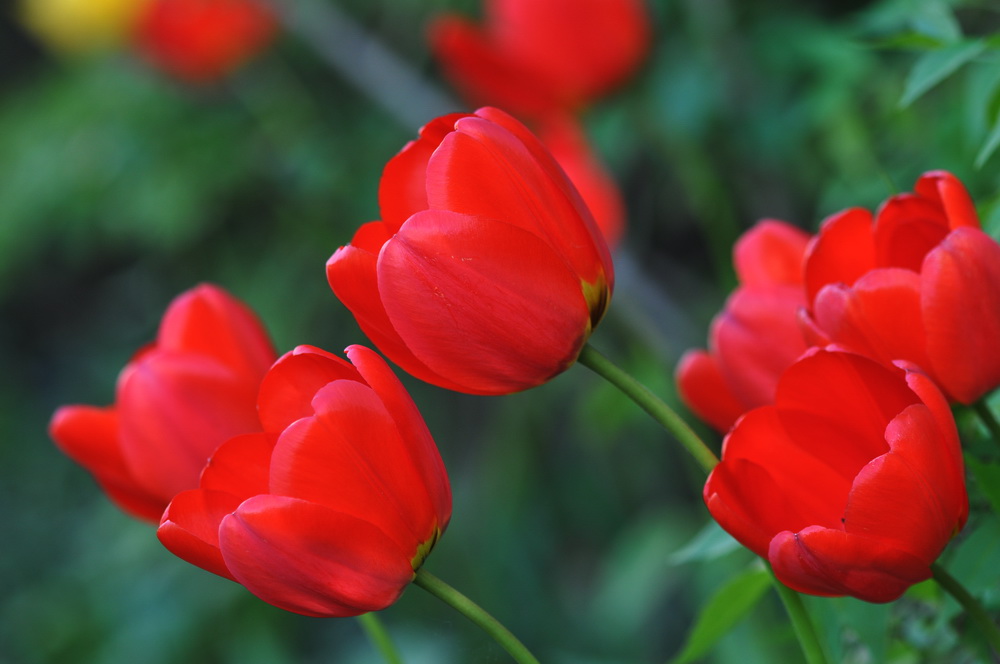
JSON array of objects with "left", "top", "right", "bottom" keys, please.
[
  {"left": 413, "top": 569, "right": 541, "bottom": 664},
  {"left": 357, "top": 612, "right": 404, "bottom": 664},
  {"left": 932, "top": 562, "right": 1000, "bottom": 654},
  {"left": 971, "top": 400, "right": 1000, "bottom": 451},
  {"left": 768, "top": 570, "right": 830, "bottom": 664},
  {"left": 577, "top": 344, "right": 719, "bottom": 474}
]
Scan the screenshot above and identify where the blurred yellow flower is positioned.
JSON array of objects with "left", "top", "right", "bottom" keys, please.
[{"left": 19, "top": 0, "right": 151, "bottom": 54}]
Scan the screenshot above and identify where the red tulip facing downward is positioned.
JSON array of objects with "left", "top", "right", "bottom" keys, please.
[
  {"left": 327, "top": 107, "right": 614, "bottom": 396},
  {"left": 801, "top": 170, "right": 1000, "bottom": 404},
  {"left": 429, "top": 0, "right": 650, "bottom": 119},
  {"left": 705, "top": 348, "right": 968, "bottom": 603},
  {"left": 133, "top": 0, "right": 277, "bottom": 83},
  {"left": 676, "top": 220, "right": 812, "bottom": 432},
  {"left": 49, "top": 284, "right": 277, "bottom": 521},
  {"left": 158, "top": 345, "right": 452, "bottom": 617}
]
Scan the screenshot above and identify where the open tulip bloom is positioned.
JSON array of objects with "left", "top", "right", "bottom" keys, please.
[
  {"left": 158, "top": 345, "right": 452, "bottom": 617},
  {"left": 49, "top": 284, "right": 277, "bottom": 522},
  {"left": 429, "top": 0, "right": 650, "bottom": 119},
  {"left": 705, "top": 348, "right": 968, "bottom": 603},
  {"left": 327, "top": 107, "right": 614, "bottom": 396},
  {"left": 801, "top": 171, "right": 1000, "bottom": 405}
]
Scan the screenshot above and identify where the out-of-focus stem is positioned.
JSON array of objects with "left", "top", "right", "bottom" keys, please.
[
  {"left": 357, "top": 612, "right": 404, "bottom": 664},
  {"left": 932, "top": 562, "right": 1000, "bottom": 655}
]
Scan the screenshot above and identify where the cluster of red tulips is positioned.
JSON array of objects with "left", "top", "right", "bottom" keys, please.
[{"left": 46, "top": 0, "right": 1000, "bottom": 660}]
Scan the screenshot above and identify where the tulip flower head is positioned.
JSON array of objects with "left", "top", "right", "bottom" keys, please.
[
  {"left": 429, "top": 0, "right": 651, "bottom": 118},
  {"left": 132, "top": 0, "right": 277, "bottom": 83},
  {"left": 49, "top": 284, "right": 277, "bottom": 522},
  {"left": 676, "top": 220, "right": 812, "bottom": 432},
  {"left": 158, "top": 345, "right": 452, "bottom": 618},
  {"left": 705, "top": 348, "right": 968, "bottom": 603},
  {"left": 327, "top": 107, "right": 614, "bottom": 395},
  {"left": 801, "top": 171, "right": 1000, "bottom": 404}
]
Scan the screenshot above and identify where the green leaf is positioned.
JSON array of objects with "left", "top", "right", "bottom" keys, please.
[
  {"left": 669, "top": 566, "right": 772, "bottom": 664},
  {"left": 900, "top": 40, "right": 986, "bottom": 107},
  {"left": 668, "top": 520, "right": 742, "bottom": 565}
]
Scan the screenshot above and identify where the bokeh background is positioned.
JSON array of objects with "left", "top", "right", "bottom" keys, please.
[{"left": 3, "top": 0, "right": 1000, "bottom": 662}]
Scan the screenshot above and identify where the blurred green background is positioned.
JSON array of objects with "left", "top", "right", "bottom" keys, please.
[{"left": 2, "top": 0, "right": 1000, "bottom": 662}]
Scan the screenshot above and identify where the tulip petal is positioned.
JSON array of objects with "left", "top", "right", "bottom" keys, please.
[
  {"left": 428, "top": 114, "right": 609, "bottom": 286},
  {"left": 378, "top": 211, "right": 590, "bottom": 394},
  {"left": 49, "top": 405, "right": 166, "bottom": 521},
  {"left": 913, "top": 171, "right": 979, "bottom": 230},
  {"left": 257, "top": 346, "right": 359, "bottom": 433},
  {"left": 198, "top": 432, "right": 274, "bottom": 496},
  {"left": 675, "top": 349, "right": 748, "bottom": 433},
  {"left": 345, "top": 345, "right": 452, "bottom": 528},
  {"left": 157, "top": 283, "right": 275, "bottom": 381},
  {"left": 326, "top": 241, "right": 469, "bottom": 393},
  {"left": 379, "top": 113, "right": 471, "bottom": 231},
  {"left": 873, "top": 194, "right": 950, "bottom": 272},
  {"left": 537, "top": 115, "right": 625, "bottom": 248},
  {"left": 842, "top": 405, "right": 965, "bottom": 564},
  {"left": 810, "top": 268, "right": 931, "bottom": 372},
  {"left": 774, "top": 351, "right": 917, "bottom": 480},
  {"left": 804, "top": 208, "right": 876, "bottom": 302},
  {"left": 712, "top": 284, "right": 809, "bottom": 409},
  {"left": 769, "top": 526, "right": 930, "bottom": 603},
  {"left": 116, "top": 351, "right": 261, "bottom": 501},
  {"left": 157, "top": 488, "right": 244, "bottom": 581},
  {"left": 268, "top": 380, "right": 436, "bottom": 550},
  {"left": 706, "top": 407, "right": 852, "bottom": 557},
  {"left": 220, "top": 496, "right": 415, "bottom": 617},
  {"left": 733, "top": 220, "right": 811, "bottom": 287},
  {"left": 922, "top": 227, "right": 1000, "bottom": 403}
]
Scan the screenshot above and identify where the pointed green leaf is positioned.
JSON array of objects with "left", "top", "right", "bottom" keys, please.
[
  {"left": 669, "top": 566, "right": 772, "bottom": 664},
  {"left": 900, "top": 40, "right": 986, "bottom": 107},
  {"left": 668, "top": 520, "right": 742, "bottom": 565}
]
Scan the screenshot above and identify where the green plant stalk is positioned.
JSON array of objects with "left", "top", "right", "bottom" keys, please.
[
  {"left": 413, "top": 569, "right": 542, "bottom": 664},
  {"left": 767, "top": 570, "right": 830, "bottom": 664},
  {"left": 577, "top": 343, "right": 719, "bottom": 474},
  {"left": 971, "top": 400, "right": 1000, "bottom": 450},
  {"left": 931, "top": 562, "right": 1000, "bottom": 654},
  {"left": 357, "top": 612, "right": 405, "bottom": 664}
]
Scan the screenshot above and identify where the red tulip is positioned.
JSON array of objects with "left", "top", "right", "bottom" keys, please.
[
  {"left": 676, "top": 220, "right": 812, "bottom": 432},
  {"left": 429, "top": 0, "right": 650, "bottom": 118},
  {"left": 705, "top": 348, "right": 967, "bottom": 603},
  {"left": 49, "top": 284, "right": 277, "bottom": 522},
  {"left": 132, "top": 0, "right": 277, "bottom": 83},
  {"left": 536, "top": 114, "right": 626, "bottom": 249},
  {"left": 158, "top": 345, "right": 451, "bottom": 618},
  {"left": 326, "top": 107, "right": 614, "bottom": 395},
  {"left": 801, "top": 171, "right": 1000, "bottom": 404}
]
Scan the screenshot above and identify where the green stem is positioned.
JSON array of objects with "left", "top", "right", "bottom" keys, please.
[
  {"left": 768, "top": 570, "right": 830, "bottom": 664},
  {"left": 932, "top": 562, "right": 1000, "bottom": 654},
  {"left": 413, "top": 569, "right": 541, "bottom": 664},
  {"left": 971, "top": 400, "right": 1000, "bottom": 451},
  {"left": 577, "top": 344, "right": 719, "bottom": 474},
  {"left": 357, "top": 612, "right": 404, "bottom": 664}
]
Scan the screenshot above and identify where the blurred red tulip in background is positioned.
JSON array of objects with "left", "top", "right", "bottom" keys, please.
[{"left": 49, "top": 284, "right": 277, "bottom": 521}]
